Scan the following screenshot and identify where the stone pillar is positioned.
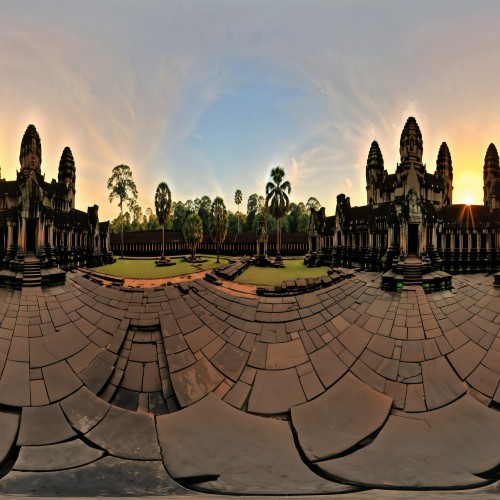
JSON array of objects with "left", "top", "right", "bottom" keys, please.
[
  {"left": 37, "top": 219, "right": 44, "bottom": 250},
  {"left": 7, "top": 221, "right": 13, "bottom": 247},
  {"left": 18, "top": 218, "right": 25, "bottom": 251}
]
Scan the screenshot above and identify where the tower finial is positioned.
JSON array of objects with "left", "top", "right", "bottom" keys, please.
[
  {"left": 399, "top": 117, "right": 423, "bottom": 167},
  {"left": 19, "top": 124, "right": 42, "bottom": 174}
]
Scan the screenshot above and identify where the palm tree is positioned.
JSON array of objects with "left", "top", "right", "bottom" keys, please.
[
  {"left": 182, "top": 212, "right": 203, "bottom": 260},
  {"left": 107, "top": 164, "right": 138, "bottom": 259},
  {"left": 234, "top": 189, "right": 242, "bottom": 234},
  {"left": 265, "top": 166, "right": 291, "bottom": 257},
  {"left": 154, "top": 182, "right": 172, "bottom": 258},
  {"left": 209, "top": 197, "right": 228, "bottom": 263}
]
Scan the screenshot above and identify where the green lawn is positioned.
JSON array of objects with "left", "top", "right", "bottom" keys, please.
[
  {"left": 90, "top": 256, "right": 229, "bottom": 279},
  {"left": 235, "top": 260, "right": 331, "bottom": 286}
]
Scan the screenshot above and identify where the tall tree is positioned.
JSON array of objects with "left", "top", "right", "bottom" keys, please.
[
  {"left": 182, "top": 212, "right": 203, "bottom": 260},
  {"left": 107, "top": 164, "right": 138, "bottom": 259},
  {"left": 306, "top": 196, "right": 321, "bottom": 214},
  {"left": 246, "top": 193, "right": 263, "bottom": 231},
  {"left": 209, "top": 197, "right": 228, "bottom": 263},
  {"left": 288, "top": 202, "right": 309, "bottom": 232},
  {"left": 154, "top": 182, "right": 172, "bottom": 257},
  {"left": 172, "top": 201, "right": 188, "bottom": 230},
  {"left": 265, "top": 166, "right": 291, "bottom": 256},
  {"left": 234, "top": 189, "right": 242, "bottom": 234},
  {"left": 130, "top": 203, "right": 143, "bottom": 231}
]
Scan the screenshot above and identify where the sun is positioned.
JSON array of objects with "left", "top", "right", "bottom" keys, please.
[{"left": 463, "top": 194, "right": 474, "bottom": 205}]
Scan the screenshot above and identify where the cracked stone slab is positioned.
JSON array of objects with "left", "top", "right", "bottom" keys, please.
[
  {"left": 14, "top": 438, "right": 104, "bottom": 471},
  {"left": 157, "top": 394, "right": 358, "bottom": 495},
  {"left": 85, "top": 405, "right": 161, "bottom": 460},
  {"left": 170, "top": 357, "right": 224, "bottom": 407},
  {"left": 17, "top": 404, "right": 76, "bottom": 446},
  {"left": 60, "top": 386, "right": 111, "bottom": 434},
  {"left": 318, "top": 395, "right": 500, "bottom": 489},
  {"left": 291, "top": 372, "right": 393, "bottom": 460}
]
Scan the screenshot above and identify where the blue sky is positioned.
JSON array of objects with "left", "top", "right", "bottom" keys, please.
[{"left": 1, "top": 0, "right": 500, "bottom": 220}]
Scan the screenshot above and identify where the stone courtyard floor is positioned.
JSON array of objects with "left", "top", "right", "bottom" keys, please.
[{"left": 0, "top": 270, "right": 499, "bottom": 497}]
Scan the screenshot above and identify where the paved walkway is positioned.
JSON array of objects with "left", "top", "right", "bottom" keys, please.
[{"left": 0, "top": 270, "right": 499, "bottom": 496}]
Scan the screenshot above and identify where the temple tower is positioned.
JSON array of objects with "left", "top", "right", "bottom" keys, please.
[
  {"left": 366, "top": 140, "right": 384, "bottom": 205},
  {"left": 399, "top": 117, "right": 423, "bottom": 172},
  {"left": 18, "top": 124, "right": 44, "bottom": 256},
  {"left": 58, "top": 147, "right": 76, "bottom": 208},
  {"left": 436, "top": 142, "right": 453, "bottom": 206},
  {"left": 19, "top": 124, "right": 42, "bottom": 175},
  {"left": 483, "top": 143, "right": 499, "bottom": 206}
]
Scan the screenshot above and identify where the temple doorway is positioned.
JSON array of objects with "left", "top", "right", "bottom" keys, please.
[
  {"left": 408, "top": 223, "right": 419, "bottom": 256},
  {"left": 26, "top": 219, "right": 36, "bottom": 253},
  {"left": 311, "top": 236, "right": 317, "bottom": 252}
]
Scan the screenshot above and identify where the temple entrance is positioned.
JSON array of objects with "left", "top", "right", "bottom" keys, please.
[
  {"left": 408, "top": 223, "right": 419, "bottom": 256},
  {"left": 311, "top": 236, "right": 317, "bottom": 252},
  {"left": 26, "top": 219, "right": 36, "bottom": 253}
]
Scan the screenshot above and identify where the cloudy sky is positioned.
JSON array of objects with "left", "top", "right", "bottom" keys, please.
[{"left": 1, "top": 0, "right": 500, "bottom": 221}]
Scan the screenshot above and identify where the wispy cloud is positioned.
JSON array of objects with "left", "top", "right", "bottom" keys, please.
[{"left": 1, "top": 0, "right": 500, "bottom": 219}]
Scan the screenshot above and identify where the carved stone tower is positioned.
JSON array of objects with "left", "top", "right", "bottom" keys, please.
[
  {"left": 436, "top": 142, "right": 453, "bottom": 206},
  {"left": 58, "top": 147, "right": 76, "bottom": 208},
  {"left": 483, "top": 143, "right": 499, "bottom": 206},
  {"left": 366, "top": 140, "right": 384, "bottom": 205},
  {"left": 399, "top": 117, "right": 423, "bottom": 172},
  {"left": 19, "top": 124, "right": 42, "bottom": 175}
]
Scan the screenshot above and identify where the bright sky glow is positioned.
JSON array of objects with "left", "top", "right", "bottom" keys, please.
[{"left": 1, "top": 0, "right": 500, "bottom": 221}]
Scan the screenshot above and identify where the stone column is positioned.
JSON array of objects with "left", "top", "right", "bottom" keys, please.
[
  {"left": 7, "top": 221, "right": 13, "bottom": 247},
  {"left": 388, "top": 227, "right": 394, "bottom": 246},
  {"left": 18, "top": 218, "right": 25, "bottom": 251}
]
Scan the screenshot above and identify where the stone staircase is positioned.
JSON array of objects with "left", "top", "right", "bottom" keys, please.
[
  {"left": 403, "top": 256, "right": 424, "bottom": 285},
  {"left": 23, "top": 253, "right": 42, "bottom": 287}
]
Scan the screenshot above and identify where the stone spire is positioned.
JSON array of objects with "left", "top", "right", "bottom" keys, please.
[
  {"left": 483, "top": 143, "right": 499, "bottom": 206},
  {"left": 19, "top": 124, "right": 42, "bottom": 173},
  {"left": 436, "top": 142, "right": 452, "bottom": 179},
  {"left": 399, "top": 117, "right": 423, "bottom": 168},
  {"left": 436, "top": 142, "right": 453, "bottom": 206},
  {"left": 365, "top": 140, "right": 384, "bottom": 181},
  {"left": 58, "top": 147, "right": 76, "bottom": 188},
  {"left": 483, "top": 143, "right": 499, "bottom": 182}
]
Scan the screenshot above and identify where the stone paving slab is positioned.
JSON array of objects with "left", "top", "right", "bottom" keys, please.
[
  {"left": 0, "top": 360, "right": 30, "bottom": 406},
  {"left": 17, "top": 404, "right": 76, "bottom": 446},
  {"left": 157, "top": 394, "right": 358, "bottom": 495},
  {"left": 85, "top": 406, "right": 161, "bottom": 460},
  {"left": 291, "top": 372, "right": 392, "bottom": 460},
  {"left": 247, "top": 367, "right": 306, "bottom": 414},
  {"left": 0, "top": 456, "right": 190, "bottom": 496},
  {"left": 42, "top": 360, "right": 82, "bottom": 402},
  {"left": 170, "top": 358, "right": 225, "bottom": 407},
  {"left": 319, "top": 395, "right": 500, "bottom": 489},
  {"left": 60, "top": 386, "right": 111, "bottom": 434},
  {"left": 14, "top": 438, "right": 104, "bottom": 471},
  {"left": 0, "top": 409, "right": 19, "bottom": 465}
]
